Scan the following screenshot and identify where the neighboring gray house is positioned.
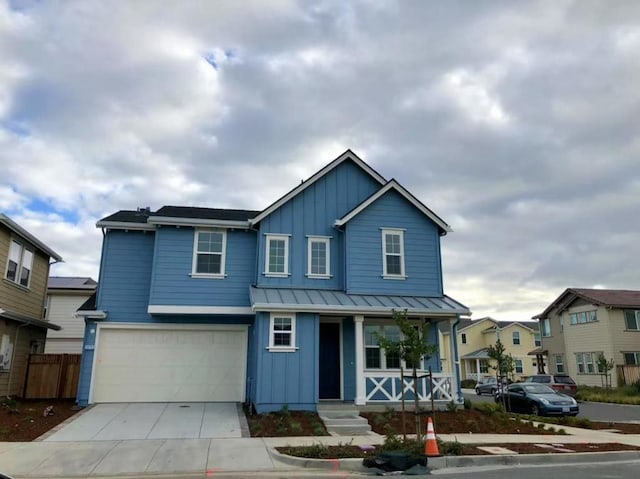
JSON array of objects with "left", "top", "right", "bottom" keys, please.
[{"left": 44, "top": 277, "right": 97, "bottom": 354}]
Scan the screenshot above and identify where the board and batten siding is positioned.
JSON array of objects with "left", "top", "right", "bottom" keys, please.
[
  {"left": 256, "top": 159, "right": 381, "bottom": 290},
  {"left": 252, "top": 312, "right": 319, "bottom": 413},
  {"left": 345, "top": 189, "right": 443, "bottom": 296},
  {"left": 0, "top": 225, "right": 50, "bottom": 320},
  {"left": 149, "top": 226, "right": 256, "bottom": 307},
  {"left": 96, "top": 230, "right": 155, "bottom": 322}
]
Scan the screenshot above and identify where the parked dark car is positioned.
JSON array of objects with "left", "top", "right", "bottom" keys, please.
[
  {"left": 495, "top": 383, "right": 579, "bottom": 416},
  {"left": 475, "top": 376, "right": 511, "bottom": 396},
  {"left": 523, "top": 374, "right": 578, "bottom": 397}
]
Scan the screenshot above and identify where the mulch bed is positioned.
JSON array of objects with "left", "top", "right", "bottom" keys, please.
[
  {"left": 361, "top": 409, "right": 559, "bottom": 435},
  {"left": 245, "top": 409, "right": 328, "bottom": 437},
  {"left": 0, "top": 399, "right": 79, "bottom": 442},
  {"left": 586, "top": 422, "right": 640, "bottom": 434},
  {"left": 277, "top": 442, "right": 640, "bottom": 459}
]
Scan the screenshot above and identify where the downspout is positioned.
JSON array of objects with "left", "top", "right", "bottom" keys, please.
[
  {"left": 452, "top": 315, "right": 463, "bottom": 403},
  {"left": 7, "top": 323, "right": 29, "bottom": 399}
]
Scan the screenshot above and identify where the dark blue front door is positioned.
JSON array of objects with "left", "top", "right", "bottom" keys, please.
[{"left": 319, "top": 322, "right": 341, "bottom": 399}]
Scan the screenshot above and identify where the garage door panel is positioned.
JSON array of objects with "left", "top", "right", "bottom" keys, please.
[{"left": 92, "top": 327, "right": 247, "bottom": 403}]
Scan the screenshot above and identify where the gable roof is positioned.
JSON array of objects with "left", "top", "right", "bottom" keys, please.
[
  {"left": 0, "top": 213, "right": 62, "bottom": 261},
  {"left": 534, "top": 288, "right": 640, "bottom": 319},
  {"left": 97, "top": 209, "right": 155, "bottom": 230},
  {"left": 48, "top": 276, "right": 97, "bottom": 290},
  {"left": 249, "top": 149, "right": 386, "bottom": 225},
  {"left": 482, "top": 320, "right": 539, "bottom": 332},
  {"left": 334, "top": 179, "right": 451, "bottom": 234}
]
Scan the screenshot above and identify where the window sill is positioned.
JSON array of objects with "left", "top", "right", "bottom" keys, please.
[
  {"left": 305, "top": 274, "right": 332, "bottom": 279},
  {"left": 189, "top": 273, "right": 227, "bottom": 279},
  {"left": 266, "top": 346, "right": 298, "bottom": 353},
  {"left": 263, "top": 272, "right": 291, "bottom": 278},
  {"left": 2, "top": 278, "right": 30, "bottom": 292},
  {"left": 381, "top": 275, "right": 407, "bottom": 280},
  {"left": 624, "top": 329, "right": 640, "bottom": 332}
]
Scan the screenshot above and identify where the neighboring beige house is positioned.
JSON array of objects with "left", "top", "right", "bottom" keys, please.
[
  {"left": 0, "top": 214, "right": 62, "bottom": 397},
  {"left": 440, "top": 317, "right": 542, "bottom": 382},
  {"left": 44, "top": 277, "right": 97, "bottom": 354},
  {"left": 534, "top": 288, "right": 640, "bottom": 388}
]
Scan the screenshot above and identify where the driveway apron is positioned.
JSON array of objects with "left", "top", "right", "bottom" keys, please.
[{"left": 44, "top": 402, "right": 243, "bottom": 441}]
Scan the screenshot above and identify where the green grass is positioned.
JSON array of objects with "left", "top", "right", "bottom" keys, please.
[{"left": 576, "top": 383, "right": 640, "bottom": 405}]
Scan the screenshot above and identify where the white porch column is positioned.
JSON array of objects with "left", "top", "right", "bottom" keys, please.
[
  {"left": 476, "top": 358, "right": 481, "bottom": 381},
  {"left": 354, "top": 315, "right": 366, "bottom": 405},
  {"left": 448, "top": 317, "right": 461, "bottom": 402}
]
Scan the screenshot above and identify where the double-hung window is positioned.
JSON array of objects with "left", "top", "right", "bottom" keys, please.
[
  {"left": 364, "top": 325, "right": 402, "bottom": 369},
  {"left": 307, "top": 236, "right": 330, "bottom": 278},
  {"left": 5, "top": 240, "right": 33, "bottom": 288},
  {"left": 268, "top": 313, "right": 296, "bottom": 352},
  {"left": 555, "top": 354, "right": 564, "bottom": 373},
  {"left": 624, "top": 352, "right": 640, "bottom": 365},
  {"left": 534, "top": 333, "right": 541, "bottom": 347},
  {"left": 624, "top": 310, "right": 640, "bottom": 330},
  {"left": 514, "top": 358, "right": 523, "bottom": 374},
  {"left": 192, "top": 229, "right": 226, "bottom": 277},
  {"left": 512, "top": 331, "right": 520, "bottom": 345},
  {"left": 540, "top": 319, "right": 551, "bottom": 337},
  {"left": 265, "top": 234, "right": 290, "bottom": 277},
  {"left": 381, "top": 229, "right": 405, "bottom": 279},
  {"left": 461, "top": 333, "right": 467, "bottom": 344}
]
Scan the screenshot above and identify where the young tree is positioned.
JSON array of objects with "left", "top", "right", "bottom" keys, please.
[
  {"left": 486, "top": 339, "right": 513, "bottom": 409},
  {"left": 376, "top": 309, "right": 439, "bottom": 439},
  {"left": 596, "top": 353, "right": 615, "bottom": 389}
]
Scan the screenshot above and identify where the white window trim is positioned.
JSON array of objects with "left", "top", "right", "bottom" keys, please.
[
  {"left": 191, "top": 228, "right": 227, "bottom": 278},
  {"left": 514, "top": 358, "right": 523, "bottom": 374},
  {"left": 381, "top": 228, "right": 406, "bottom": 279},
  {"left": 4, "top": 238, "right": 33, "bottom": 289},
  {"left": 512, "top": 331, "right": 520, "bottom": 345},
  {"left": 264, "top": 234, "right": 291, "bottom": 277},
  {"left": 306, "top": 236, "right": 331, "bottom": 279},
  {"left": 267, "top": 313, "right": 297, "bottom": 352},
  {"left": 364, "top": 323, "right": 422, "bottom": 370},
  {"left": 541, "top": 318, "right": 551, "bottom": 337}
]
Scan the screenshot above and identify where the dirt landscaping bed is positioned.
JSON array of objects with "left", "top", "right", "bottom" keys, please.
[
  {"left": 277, "top": 442, "right": 640, "bottom": 459},
  {"left": 361, "top": 408, "right": 562, "bottom": 435},
  {"left": 0, "top": 399, "right": 79, "bottom": 442},
  {"left": 245, "top": 407, "right": 328, "bottom": 437}
]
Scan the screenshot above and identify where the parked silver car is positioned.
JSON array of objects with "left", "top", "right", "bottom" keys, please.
[{"left": 475, "top": 376, "right": 510, "bottom": 396}]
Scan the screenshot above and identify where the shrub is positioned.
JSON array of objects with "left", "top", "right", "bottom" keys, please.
[
  {"left": 473, "top": 401, "right": 503, "bottom": 416},
  {"left": 446, "top": 400, "right": 458, "bottom": 412},
  {"left": 438, "top": 440, "right": 464, "bottom": 456},
  {"left": 461, "top": 379, "right": 477, "bottom": 389},
  {"left": 463, "top": 398, "right": 472, "bottom": 410}
]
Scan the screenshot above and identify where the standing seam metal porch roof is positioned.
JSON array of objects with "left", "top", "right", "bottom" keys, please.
[{"left": 250, "top": 287, "right": 470, "bottom": 316}]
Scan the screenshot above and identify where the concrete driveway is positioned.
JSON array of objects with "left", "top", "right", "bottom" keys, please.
[{"left": 43, "top": 402, "right": 247, "bottom": 441}]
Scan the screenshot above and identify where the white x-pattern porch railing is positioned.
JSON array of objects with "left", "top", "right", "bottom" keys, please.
[{"left": 364, "top": 371, "right": 455, "bottom": 402}]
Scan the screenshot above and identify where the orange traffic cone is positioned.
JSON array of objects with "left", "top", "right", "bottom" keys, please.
[{"left": 424, "top": 416, "right": 440, "bottom": 457}]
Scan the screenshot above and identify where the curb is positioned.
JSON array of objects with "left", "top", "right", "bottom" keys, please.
[{"left": 269, "top": 448, "right": 640, "bottom": 472}]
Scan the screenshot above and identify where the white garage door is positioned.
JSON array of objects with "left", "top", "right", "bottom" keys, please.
[{"left": 91, "top": 326, "right": 247, "bottom": 403}]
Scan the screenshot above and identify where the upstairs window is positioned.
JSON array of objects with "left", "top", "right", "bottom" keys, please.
[
  {"left": 268, "top": 313, "right": 296, "bottom": 352},
  {"left": 265, "top": 234, "right": 290, "bottom": 277},
  {"left": 461, "top": 333, "right": 467, "bottom": 344},
  {"left": 540, "top": 319, "right": 551, "bottom": 337},
  {"left": 381, "top": 228, "right": 405, "bottom": 279},
  {"left": 512, "top": 331, "right": 520, "bottom": 345},
  {"left": 307, "top": 236, "right": 330, "bottom": 278},
  {"left": 569, "top": 310, "right": 597, "bottom": 325},
  {"left": 192, "top": 229, "right": 226, "bottom": 277},
  {"left": 624, "top": 310, "right": 640, "bottom": 330},
  {"left": 534, "top": 333, "right": 541, "bottom": 347},
  {"left": 5, "top": 240, "right": 33, "bottom": 288}
]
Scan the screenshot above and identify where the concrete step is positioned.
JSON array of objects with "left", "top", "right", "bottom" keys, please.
[
  {"left": 325, "top": 423, "right": 372, "bottom": 435},
  {"left": 320, "top": 415, "right": 369, "bottom": 427}
]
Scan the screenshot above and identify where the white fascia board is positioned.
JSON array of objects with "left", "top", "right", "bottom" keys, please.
[
  {"left": 74, "top": 310, "right": 108, "bottom": 319},
  {"left": 0, "top": 213, "right": 63, "bottom": 261},
  {"left": 334, "top": 180, "right": 452, "bottom": 233},
  {"left": 147, "top": 216, "right": 252, "bottom": 229},
  {"left": 251, "top": 303, "right": 468, "bottom": 317},
  {"left": 249, "top": 150, "right": 386, "bottom": 225},
  {"left": 148, "top": 305, "right": 254, "bottom": 315},
  {"left": 96, "top": 221, "right": 155, "bottom": 231}
]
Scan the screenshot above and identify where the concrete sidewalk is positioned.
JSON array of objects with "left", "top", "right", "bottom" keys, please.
[{"left": 1, "top": 428, "right": 639, "bottom": 477}]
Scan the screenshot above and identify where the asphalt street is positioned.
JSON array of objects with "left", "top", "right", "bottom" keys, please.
[
  {"left": 432, "top": 460, "right": 640, "bottom": 478},
  {"left": 463, "top": 391, "right": 640, "bottom": 422}
]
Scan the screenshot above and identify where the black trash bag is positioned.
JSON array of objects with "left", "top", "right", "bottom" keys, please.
[{"left": 362, "top": 451, "right": 428, "bottom": 472}]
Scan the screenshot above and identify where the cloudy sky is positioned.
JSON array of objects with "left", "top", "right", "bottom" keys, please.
[{"left": 1, "top": 0, "right": 639, "bottom": 321}]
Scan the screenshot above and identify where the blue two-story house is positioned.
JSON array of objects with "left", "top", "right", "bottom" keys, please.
[{"left": 76, "top": 150, "right": 470, "bottom": 412}]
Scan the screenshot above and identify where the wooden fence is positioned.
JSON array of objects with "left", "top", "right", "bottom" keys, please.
[
  {"left": 23, "top": 354, "right": 81, "bottom": 399},
  {"left": 617, "top": 364, "right": 640, "bottom": 386}
]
